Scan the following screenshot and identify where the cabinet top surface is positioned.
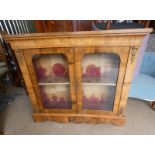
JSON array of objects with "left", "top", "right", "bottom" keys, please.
[{"left": 4, "top": 28, "right": 152, "bottom": 41}]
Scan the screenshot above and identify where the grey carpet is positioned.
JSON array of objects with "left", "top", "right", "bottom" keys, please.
[{"left": 1, "top": 85, "right": 155, "bottom": 135}]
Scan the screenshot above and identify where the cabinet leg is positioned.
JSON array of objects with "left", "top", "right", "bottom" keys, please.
[
  {"left": 152, "top": 101, "right": 155, "bottom": 110},
  {"left": 33, "top": 114, "right": 44, "bottom": 122},
  {"left": 112, "top": 119, "right": 126, "bottom": 126}
]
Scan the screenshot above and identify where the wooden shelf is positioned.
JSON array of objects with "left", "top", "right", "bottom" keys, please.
[
  {"left": 38, "top": 82, "right": 115, "bottom": 86},
  {"left": 82, "top": 76, "right": 117, "bottom": 84},
  {"left": 38, "top": 82, "right": 70, "bottom": 86},
  {"left": 82, "top": 83, "right": 116, "bottom": 86},
  {"left": 38, "top": 76, "right": 69, "bottom": 84}
]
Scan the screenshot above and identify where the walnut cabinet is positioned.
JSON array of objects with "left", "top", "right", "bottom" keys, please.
[{"left": 5, "top": 29, "right": 152, "bottom": 125}]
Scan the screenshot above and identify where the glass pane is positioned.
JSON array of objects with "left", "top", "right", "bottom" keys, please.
[
  {"left": 82, "top": 85, "right": 115, "bottom": 111},
  {"left": 39, "top": 85, "right": 71, "bottom": 109},
  {"left": 33, "top": 54, "right": 69, "bottom": 83},
  {"left": 33, "top": 54, "right": 71, "bottom": 109},
  {"left": 82, "top": 53, "right": 119, "bottom": 83},
  {"left": 81, "top": 53, "right": 120, "bottom": 111}
]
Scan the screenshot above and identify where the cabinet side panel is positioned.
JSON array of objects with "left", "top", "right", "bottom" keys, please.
[
  {"left": 118, "top": 46, "right": 140, "bottom": 116},
  {"left": 14, "top": 50, "right": 39, "bottom": 112}
]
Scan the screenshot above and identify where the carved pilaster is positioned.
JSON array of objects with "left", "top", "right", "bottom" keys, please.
[
  {"left": 15, "top": 50, "right": 23, "bottom": 64},
  {"left": 131, "top": 47, "right": 138, "bottom": 64}
]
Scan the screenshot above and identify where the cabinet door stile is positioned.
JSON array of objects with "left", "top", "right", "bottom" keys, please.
[
  {"left": 112, "top": 47, "right": 130, "bottom": 114},
  {"left": 68, "top": 62, "right": 77, "bottom": 111},
  {"left": 75, "top": 50, "right": 83, "bottom": 113}
]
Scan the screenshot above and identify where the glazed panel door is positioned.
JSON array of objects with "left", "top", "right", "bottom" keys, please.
[
  {"left": 23, "top": 48, "right": 76, "bottom": 113},
  {"left": 75, "top": 47, "right": 130, "bottom": 115}
]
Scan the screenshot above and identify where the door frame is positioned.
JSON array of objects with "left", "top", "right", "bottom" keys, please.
[
  {"left": 75, "top": 46, "right": 130, "bottom": 115},
  {"left": 23, "top": 47, "right": 76, "bottom": 113}
]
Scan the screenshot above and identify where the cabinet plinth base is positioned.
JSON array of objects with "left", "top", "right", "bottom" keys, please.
[{"left": 33, "top": 113, "right": 126, "bottom": 126}]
